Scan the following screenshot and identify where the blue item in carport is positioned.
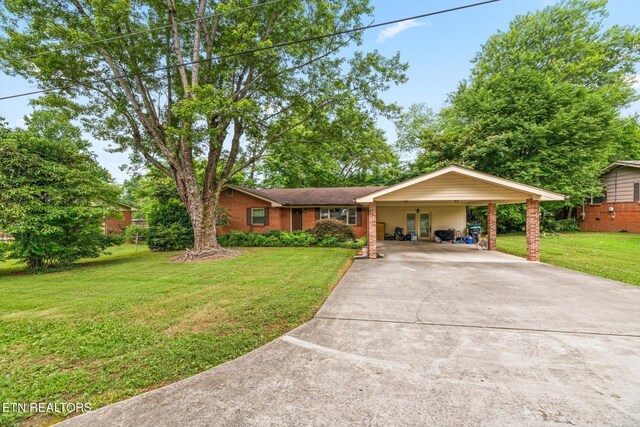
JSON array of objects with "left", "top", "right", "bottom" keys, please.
[{"left": 466, "top": 236, "right": 473, "bottom": 244}]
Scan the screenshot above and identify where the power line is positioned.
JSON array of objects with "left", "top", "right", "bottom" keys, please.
[
  {"left": 8, "top": 0, "right": 285, "bottom": 63},
  {"left": 0, "top": 0, "right": 500, "bottom": 101}
]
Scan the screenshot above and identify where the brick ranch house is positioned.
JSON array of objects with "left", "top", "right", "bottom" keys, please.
[
  {"left": 578, "top": 161, "right": 640, "bottom": 233},
  {"left": 219, "top": 166, "right": 565, "bottom": 261}
]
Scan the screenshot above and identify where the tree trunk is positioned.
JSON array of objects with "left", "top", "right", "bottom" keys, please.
[
  {"left": 191, "top": 198, "right": 220, "bottom": 252},
  {"left": 176, "top": 187, "right": 236, "bottom": 261}
]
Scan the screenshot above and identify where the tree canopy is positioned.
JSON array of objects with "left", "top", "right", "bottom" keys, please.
[
  {"left": 258, "top": 100, "right": 399, "bottom": 188},
  {"left": 0, "top": 0, "right": 407, "bottom": 257},
  {"left": 0, "top": 110, "right": 121, "bottom": 269},
  {"left": 397, "top": 0, "right": 640, "bottom": 206}
]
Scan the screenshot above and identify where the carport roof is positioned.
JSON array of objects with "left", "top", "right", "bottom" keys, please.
[{"left": 356, "top": 165, "right": 567, "bottom": 204}]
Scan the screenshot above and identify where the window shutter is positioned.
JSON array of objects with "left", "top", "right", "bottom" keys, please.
[
  {"left": 264, "top": 208, "right": 270, "bottom": 226},
  {"left": 315, "top": 208, "right": 320, "bottom": 220},
  {"left": 634, "top": 183, "right": 639, "bottom": 202},
  {"left": 246, "top": 208, "right": 252, "bottom": 225},
  {"left": 356, "top": 208, "right": 362, "bottom": 226}
]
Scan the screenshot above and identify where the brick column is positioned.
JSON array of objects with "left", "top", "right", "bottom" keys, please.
[
  {"left": 367, "top": 202, "right": 377, "bottom": 259},
  {"left": 487, "top": 202, "right": 497, "bottom": 251},
  {"left": 526, "top": 198, "right": 540, "bottom": 262}
]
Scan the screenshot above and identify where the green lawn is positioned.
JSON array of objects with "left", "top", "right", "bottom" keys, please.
[
  {"left": 497, "top": 232, "right": 640, "bottom": 286},
  {"left": 0, "top": 245, "right": 354, "bottom": 426}
]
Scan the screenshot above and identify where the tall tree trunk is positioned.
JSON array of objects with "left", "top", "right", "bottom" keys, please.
[
  {"left": 176, "top": 185, "right": 233, "bottom": 261},
  {"left": 191, "top": 196, "right": 221, "bottom": 252}
]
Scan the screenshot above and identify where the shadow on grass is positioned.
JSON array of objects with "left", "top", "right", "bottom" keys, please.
[{"left": 0, "top": 246, "right": 162, "bottom": 278}]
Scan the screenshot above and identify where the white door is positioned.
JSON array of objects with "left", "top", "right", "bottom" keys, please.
[{"left": 419, "top": 213, "right": 430, "bottom": 240}]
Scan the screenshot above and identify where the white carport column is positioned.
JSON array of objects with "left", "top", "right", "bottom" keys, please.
[
  {"left": 526, "top": 198, "right": 541, "bottom": 261},
  {"left": 367, "top": 202, "right": 377, "bottom": 259}
]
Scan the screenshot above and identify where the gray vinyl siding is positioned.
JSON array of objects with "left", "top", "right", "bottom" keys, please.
[{"left": 602, "top": 167, "right": 640, "bottom": 202}]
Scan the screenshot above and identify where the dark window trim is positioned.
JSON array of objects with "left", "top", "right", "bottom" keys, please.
[{"left": 317, "top": 207, "right": 358, "bottom": 225}]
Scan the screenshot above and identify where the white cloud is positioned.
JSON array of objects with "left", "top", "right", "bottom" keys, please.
[
  {"left": 377, "top": 19, "right": 426, "bottom": 43},
  {"left": 632, "top": 74, "right": 640, "bottom": 90}
]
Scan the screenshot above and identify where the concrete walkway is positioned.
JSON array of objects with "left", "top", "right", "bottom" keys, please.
[{"left": 63, "top": 242, "right": 640, "bottom": 426}]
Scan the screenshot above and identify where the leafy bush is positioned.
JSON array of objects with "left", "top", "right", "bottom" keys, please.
[
  {"left": 0, "top": 241, "right": 11, "bottom": 262},
  {"left": 146, "top": 200, "right": 193, "bottom": 251},
  {"left": 216, "top": 230, "right": 365, "bottom": 249},
  {"left": 542, "top": 218, "right": 579, "bottom": 233},
  {"left": 124, "top": 225, "right": 148, "bottom": 243},
  {"left": 0, "top": 111, "right": 122, "bottom": 270},
  {"left": 313, "top": 219, "right": 356, "bottom": 242}
]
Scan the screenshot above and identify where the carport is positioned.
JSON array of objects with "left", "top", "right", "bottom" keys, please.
[{"left": 356, "top": 166, "right": 566, "bottom": 261}]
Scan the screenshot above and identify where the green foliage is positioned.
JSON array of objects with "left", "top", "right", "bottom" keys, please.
[
  {"left": 123, "top": 225, "right": 148, "bottom": 243},
  {"left": 0, "top": 0, "right": 407, "bottom": 252},
  {"left": 398, "top": 0, "right": 640, "bottom": 206},
  {"left": 0, "top": 110, "right": 121, "bottom": 270},
  {"left": 260, "top": 100, "right": 401, "bottom": 188},
  {"left": 217, "top": 230, "right": 366, "bottom": 249},
  {"left": 313, "top": 219, "right": 357, "bottom": 242},
  {"left": 470, "top": 205, "right": 581, "bottom": 233},
  {"left": 542, "top": 218, "right": 580, "bottom": 233},
  {"left": 0, "top": 241, "right": 10, "bottom": 263},
  {"left": 146, "top": 200, "right": 194, "bottom": 251}
]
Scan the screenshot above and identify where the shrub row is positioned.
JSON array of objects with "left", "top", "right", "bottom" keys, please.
[{"left": 217, "top": 230, "right": 366, "bottom": 249}]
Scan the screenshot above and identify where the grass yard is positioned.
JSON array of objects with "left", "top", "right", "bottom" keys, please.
[
  {"left": 0, "top": 245, "right": 354, "bottom": 426},
  {"left": 497, "top": 232, "right": 640, "bottom": 286}
]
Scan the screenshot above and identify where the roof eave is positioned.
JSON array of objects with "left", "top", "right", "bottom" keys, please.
[
  {"left": 355, "top": 166, "right": 567, "bottom": 203},
  {"left": 225, "top": 184, "right": 283, "bottom": 207}
]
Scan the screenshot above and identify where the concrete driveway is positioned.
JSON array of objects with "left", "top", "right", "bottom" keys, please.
[{"left": 63, "top": 241, "right": 640, "bottom": 426}]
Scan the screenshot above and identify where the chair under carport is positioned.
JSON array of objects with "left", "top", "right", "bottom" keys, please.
[{"left": 355, "top": 166, "right": 566, "bottom": 261}]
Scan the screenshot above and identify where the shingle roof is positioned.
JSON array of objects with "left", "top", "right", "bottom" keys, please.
[
  {"left": 233, "top": 186, "right": 385, "bottom": 206},
  {"left": 603, "top": 160, "right": 640, "bottom": 173}
]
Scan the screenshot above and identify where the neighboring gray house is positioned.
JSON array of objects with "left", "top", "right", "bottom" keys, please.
[
  {"left": 578, "top": 161, "right": 640, "bottom": 233},
  {"left": 601, "top": 161, "right": 640, "bottom": 203}
]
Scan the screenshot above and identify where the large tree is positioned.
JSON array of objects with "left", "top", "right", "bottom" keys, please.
[
  {"left": 0, "top": 0, "right": 406, "bottom": 258},
  {"left": 0, "top": 111, "right": 121, "bottom": 269},
  {"left": 399, "top": 0, "right": 640, "bottom": 205},
  {"left": 258, "top": 100, "right": 400, "bottom": 188}
]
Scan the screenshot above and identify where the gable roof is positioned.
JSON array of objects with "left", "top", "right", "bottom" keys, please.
[
  {"left": 356, "top": 165, "right": 566, "bottom": 203},
  {"left": 602, "top": 160, "right": 640, "bottom": 174},
  {"left": 227, "top": 185, "right": 385, "bottom": 206}
]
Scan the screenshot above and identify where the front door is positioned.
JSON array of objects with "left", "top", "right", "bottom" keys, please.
[
  {"left": 419, "top": 213, "right": 430, "bottom": 240},
  {"left": 291, "top": 208, "right": 303, "bottom": 231}
]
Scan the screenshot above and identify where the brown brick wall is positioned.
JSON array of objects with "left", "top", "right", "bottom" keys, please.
[
  {"left": 218, "top": 189, "right": 369, "bottom": 238},
  {"left": 218, "top": 190, "right": 285, "bottom": 234},
  {"left": 577, "top": 202, "right": 640, "bottom": 233},
  {"left": 526, "top": 198, "right": 540, "bottom": 262},
  {"left": 367, "top": 201, "right": 377, "bottom": 258},
  {"left": 104, "top": 210, "right": 132, "bottom": 234},
  {"left": 487, "top": 202, "right": 496, "bottom": 251}
]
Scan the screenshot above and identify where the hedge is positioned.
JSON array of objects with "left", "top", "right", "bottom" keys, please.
[{"left": 217, "top": 230, "right": 366, "bottom": 249}]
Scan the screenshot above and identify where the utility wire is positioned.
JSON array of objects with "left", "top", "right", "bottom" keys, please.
[
  {"left": 8, "top": 0, "right": 285, "bottom": 63},
  {"left": 0, "top": 0, "right": 500, "bottom": 101}
]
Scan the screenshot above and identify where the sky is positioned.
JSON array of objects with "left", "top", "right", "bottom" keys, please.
[{"left": 0, "top": 0, "right": 639, "bottom": 183}]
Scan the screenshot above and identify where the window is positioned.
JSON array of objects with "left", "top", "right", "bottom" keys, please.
[
  {"left": 251, "top": 208, "right": 265, "bottom": 225},
  {"left": 226, "top": 188, "right": 233, "bottom": 197},
  {"left": 634, "top": 183, "right": 639, "bottom": 202},
  {"left": 319, "top": 208, "right": 357, "bottom": 225}
]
